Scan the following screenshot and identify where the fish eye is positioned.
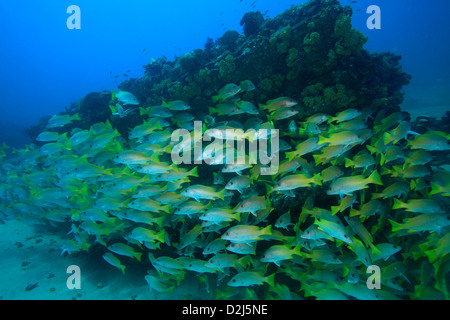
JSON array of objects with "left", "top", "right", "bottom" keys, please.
[{"left": 232, "top": 279, "right": 236, "bottom": 283}]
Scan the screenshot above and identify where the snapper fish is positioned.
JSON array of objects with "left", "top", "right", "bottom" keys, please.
[
  {"left": 180, "top": 185, "right": 225, "bottom": 202},
  {"left": 46, "top": 113, "right": 80, "bottom": 128},
  {"left": 259, "top": 97, "right": 298, "bottom": 112},
  {"left": 212, "top": 83, "right": 241, "bottom": 102},
  {"left": 113, "top": 90, "right": 139, "bottom": 105},
  {"left": 103, "top": 252, "right": 126, "bottom": 274},
  {"left": 327, "top": 171, "right": 383, "bottom": 197},
  {"left": 221, "top": 224, "right": 272, "bottom": 244},
  {"left": 227, "top": 271, "right": 275, "bottom": 287}
]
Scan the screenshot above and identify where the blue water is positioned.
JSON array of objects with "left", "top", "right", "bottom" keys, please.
[{"left": 0, "top": 0, "right": 449, "bottom": 147}]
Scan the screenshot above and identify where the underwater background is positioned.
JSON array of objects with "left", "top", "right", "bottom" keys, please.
[{"left": 0, "top": 0, "right": 449, "bottom": 300}]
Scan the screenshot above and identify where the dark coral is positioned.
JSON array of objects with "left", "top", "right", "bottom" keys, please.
[
  {"left": 28, "top": 0, "right": 412, "bottom": 143},
  {"left": 240, "top": 11, "right": 265, "bottom": 37}
]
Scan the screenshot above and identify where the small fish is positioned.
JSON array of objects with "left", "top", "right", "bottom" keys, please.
[
  {"left": 259, "top": 97, "right": 298, "bottom": 112},
  {"left": 200, "top": 207, "right": 240, "bottom": 224},
  {"left": 389, "top": 214, "right": 450, "bottom": 234},
  {"left": 328, "top": 109, "right": 361, "bottom": 123},
  {"left": 209, "top": 102, "right": 244, "bottom": 116},
  {"left": 349, "top": 199, "right": 384, "bottom": 218},
  {"left": 260, "top": 244, "right": 301, "bottom": 266},
  {"left": 203, "top": 238, "right": 228, "bottom": 255},
  {"left": 274, "top": 211, "right": 295, "bottom": 230},
  {"left": 380, "top": 145, "right": 405, "bottom": 165},
  {"left": 345, "top": 152, "right": 376, "bottom": 170},
  {"left": 108, "top": 243, "right": 142, "bottom": 261},
  {"left": 128, "top": 198, "right": 170, "bottom": 213},
  {"left": 113, "top": 90, "right": 139, "bottom": 105},
  {"left": 285, "top": 137, "right": 324, "bottom": 161},
  {"left": 327, "top": 170, "right": 383, "bottom": 196},
  {"left": 225, "top": 175, "right": 252, "bottom": 193},
  {"left": 274, "top": 173, "right": 322, "bottom": 191},
  {"left": 321, "top": 166, "right": 344, "bottom": 183},
  {"left": 212, "top": 83, "right": 241, "bottom": 102},
  {"left": 347, "top": 237, "right": 372, "bottom": 267},
  {"left": 46, "top": 113, "right": 80, "bottom": 128},
  {"left": 239, "top": 80, "right": 256, "bottom": 92},
  {"left": 221, "top": 224, "right": 272, "bottom": 244},
  {"left": 306, "top": 248, "right": 343, "bottom": 265},
  {"left": 226, "top": 242, "right": 256, "bottom": 255},
  {"left": 331, "top": 194, "right": 358, "bottom": 215},
  {"left": 306, "top": 113, "right": 329, "bottom": 125},
  {"left": 227, "top": 271, "right": 275, "bottom": 287},
  {"left": 268, "top": 108, "right": 299, "bottom": 121},
  {"left": 315, "top": 218, "right": 353, "bottom": 244},
  {"left": 153, "top": 256, "right": 185, "bottom": 270},
  {"left": 405, "top": 150, "right": 433, "bottom": 166},
  {"left": 235, "top": 196, "right": 269, "bottom": 216},
  {"left": 36, "top": 131, "right": 61, "bottom": 142},
  {"left": 236, "top": 101, "right": 259, "bottom": 115},
  {"left": 180, "top": 185, "right": 225, "bottom": 202},
  {"left": 383, "top": 121, "right": 418, "bottom": 145},
  {"left": 162, "top": 100, "right": 190, "bottom": 111},
  {"left": 392, "top": 198, "right": 444, "bottom": 214},
  {"left": 407, "top": 132, "right": 449, "bottom": 151},
  {"left": 103, "top": 252, "right": 126, "bottom": 274},
  {"left": 180, "top": 224, "right": 203, "bottom": 249},
  {"left": 129, "top": 227, "right": 165, "bottom": 244},
  {"left": 318, "top": 131, "right": 365, "bottom": 147},
  {"left": 371, "top": 181, "right": 409, "bottom": 199},
  {"left": 371, "top": 243, "right": 402, "bottom": 262}
]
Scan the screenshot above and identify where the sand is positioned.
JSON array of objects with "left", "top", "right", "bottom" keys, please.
[{"left": 0, "top": 219, "right": 207, "bottom": 300}]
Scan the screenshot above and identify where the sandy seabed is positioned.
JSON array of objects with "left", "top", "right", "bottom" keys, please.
[{"left": 0, "top": 219, "right": 206, "bottom": 300}]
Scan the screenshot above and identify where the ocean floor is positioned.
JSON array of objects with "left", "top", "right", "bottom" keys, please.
[{"left": 0, "top": 219, "right": 206, "bottom": 300}]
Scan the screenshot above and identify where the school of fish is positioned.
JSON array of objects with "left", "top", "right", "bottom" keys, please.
[{"left": 0, "top": 81, "right": 449, "bottom": 300}]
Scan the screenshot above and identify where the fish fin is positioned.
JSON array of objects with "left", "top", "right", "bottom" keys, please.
[
  {"left": 188, "top": 166, "right": 199, "bottom": 177},
  {"left": 209, "top": 106, "right": 218, "bottom": 115},
  {"left": 365, "top": 145, "right": 375, "bottom": 155},
  {"left": 392, "top": 198, "right": 404, "bottom": 210},
  {"left": 368, "top": 170, "right": 383, "bottom": 186},
  {"left": 344, "top": 158, "right": 353, "bottom": 168},
  {"left": 389, "top": 219, "right": 401, "bottom": 232},
  {"left": 379, "top": 153, "right": 386, "bottom": 166},
  {"left": 313, "top": 173, "right": 322, "bottom": 186},
  {"left": 266, "top": 273, "right": 276, "bottom": 287},
  {"left": 135, "top": 252, "right": 143, "bottom": 262}
]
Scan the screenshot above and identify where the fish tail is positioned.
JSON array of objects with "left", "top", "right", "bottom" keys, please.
[
  {"left": 156, "top": 230, "right": 166, "bottom": 243},
  {"left": 212, "top": 95, "right": 219, "bottom": 103},
  {"left": 389, "top": 219, "right": 402, "bottom": 232},
  {"left": 369, "top": 242, "right": 382, "bottom": 255},
  {"left": 265, "top": 273, "right": 275, "bottom": 287},
  {"left": 188, "top": 166, "right": 199, "bottom": 177},
  {"left": 209, "top": 106, "right": 218, "bottom": 115},
  {"left": 135, "top": 252, "right": 143, "bottom": 262},
  {"left": 111, "top": 89, "right": 116, "bottom": 100},
  {"left": 312, "top": 173, "right": 322, "bottom": 186},
  {"left": 162, "top": 204, "right": 171, "bottom": 214},
  {"left": 317, "top": 135, "right": 328, "bottom": 145},
  {"left": 139, "top": 107, "right": 147, "bottom": 116},
  {"left": 392, "top": 198, "right": 405, "bottom": 210},
  {"left": 331, "top": 205, "right": 339, "bottom": 216},
  {"left": 217, "top": 188, "right": 225, "bottom": 201},
  {"left": 429, "top": 182, "right": 441, "bottom": 196},
  {"left": 120, "top": 265, "right": 126, "bottom": 275},
  {"left": 261, "top": 224, "right": 272, "bottom": 236},
  {"left": 368, "top": 170, "right": 383, "bottom": 186},
  {"left": 344, "top": 158, "right": 353, "bottom": 168}
]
